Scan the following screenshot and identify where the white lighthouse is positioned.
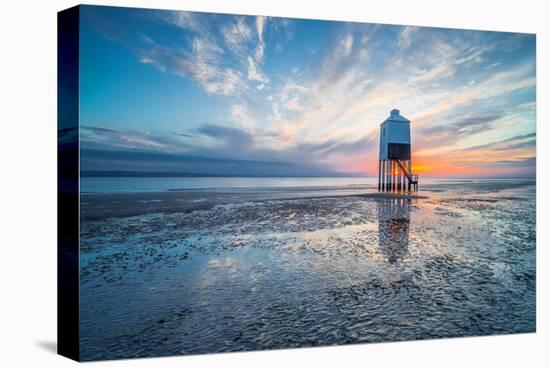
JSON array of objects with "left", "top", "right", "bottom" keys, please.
[{"left": 378, "top": 109, "right": 418, "bottom": 192}]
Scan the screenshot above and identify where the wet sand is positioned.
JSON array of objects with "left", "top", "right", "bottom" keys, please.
[{"left": 79, "top": 180, "right": 536, "bottom": 360}]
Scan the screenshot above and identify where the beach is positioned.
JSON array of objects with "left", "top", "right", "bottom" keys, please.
[{"left": 78, "top": 178, "right": 536, "bottom": 360}]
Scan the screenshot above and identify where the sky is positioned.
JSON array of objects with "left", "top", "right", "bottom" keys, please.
[{"left": 78, "top": 5, "right": 536, "bottom": 178}]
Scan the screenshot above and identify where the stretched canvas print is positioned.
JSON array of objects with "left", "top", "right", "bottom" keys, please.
[{"left": 58, "top": 4, "right": 536, "bottom": 361}]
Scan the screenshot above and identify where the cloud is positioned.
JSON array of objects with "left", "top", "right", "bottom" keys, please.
[
  {"left": 246, "top": 56, "right": 269, "bottom": 89},
  {"left": 269, "top": 17, "right": 294, "bottom": 41},
  {"left": 171, "top": 132, "right": 195, "bottom": 138},
  {"left": 455, "top": 46, "right": 488, "bottom": 65},
  {"left": 92, "top": 10, "right": 272, "bottom": 97},
  {"left": 283, "top": 96, "right": 300, "bottom": 111},
  {"left": 255, "top": 16, "right": 266, "bottom": 62},
  {"left": 256, "top": 16, "right": 266, "bottom": 41},
  {"left": 216, "top": 15, "right": 269, "bottom": 89},
  {"left": 221, "top": 16, "right": 253, "bottom": 51},
  {"left": 462, "top": 133, "right": 535, "bottom": 151},
  {"left": 167, "top": 10, "right": 206, "bottom": 33},
  {"left": 407, "top": 63, "right": 455, "bottom": 84},
  {"left": 418, "top": 111, "right": 505, "bottom": 141},
  {"left": 81, "top": 123, "right": 257, "bottom": 160},
  {"left": 134, "top": 25, "right": 248, "bottom": 96},
  {"left": 489, "top": 156, "right": 535, "bottom": 167},
  {"left": 397, "top": 26, "right": 416, "bottom": 51},
  {"left": 80, "top": 126, "right": 192, "bottom": 153},
  {"left": 337, "top": 34, "right": 354, "bottom": 59},
  {"left": 230, "top": 104, "right": 255, "bottom": 129},
  {"left": 196, "top": 124, "right": 255, "bottom": 152}
]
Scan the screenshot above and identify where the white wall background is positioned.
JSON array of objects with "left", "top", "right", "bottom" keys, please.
[{"left": 0, "top": 0, "right": 547, "bottom": 366}]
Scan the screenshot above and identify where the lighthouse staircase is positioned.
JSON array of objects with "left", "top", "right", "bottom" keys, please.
[{"left": 396, "top": 160, "right": 418, "bottom": 191}]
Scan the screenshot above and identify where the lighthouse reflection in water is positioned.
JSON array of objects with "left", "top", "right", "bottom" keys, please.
[{"left": 377, "top": 197, "right": 413, "bottom": 264}]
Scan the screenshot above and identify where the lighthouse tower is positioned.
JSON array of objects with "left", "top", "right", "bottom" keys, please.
[{"left": 378, "top": 109, "right": 418, "bottom": 192}]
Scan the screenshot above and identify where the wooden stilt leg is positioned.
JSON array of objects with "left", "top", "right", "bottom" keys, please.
[
  {"left": 393, "top": 161, "right": 397, "bottom": 192},
  {"left": 396, "top": 161, "right": 399, "bottom": 192},
  {"left": 381, "top": 160, "right": 385, "bottom": 191},
  {"left": 386, "top": 160, "right": 391, "bottom": 191},
  {"left": 398, "top": 162, "right": 402, "bottom": 191},
  {"left": 390, "top": 161, "right": 393, "bottom": 191},
  {"left": 378, "top": 160, "right": 381, "bottom": 191},
  {"left": 383, "top": 160, "right": 386, "bottom": 192},
  {"left": 391, "top": 161, "right": 395, "bottom": 192},
  {"left": 408, "top": 160, "right": 412, "bottom": 192}
]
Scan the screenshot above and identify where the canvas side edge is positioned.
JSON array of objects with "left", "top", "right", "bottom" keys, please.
[{"left": 57, "top": 5, "right": 81, "bottom": 362}]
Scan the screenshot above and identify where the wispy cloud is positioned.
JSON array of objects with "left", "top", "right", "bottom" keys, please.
[
  {"left": 255, "top": 16, "right": 266, "bottom": 62},
  {"left": 462, "top": 132, "right": 535, "bottom": 151},
  {"left": 197, "top": 123, "right": 254, "bottom": 149},
  {"left": 80, "top": 126, "right": 190, "bottom": 153},
  {"left": 88, "top": 10, "right": 273, "bottom": 97},
  {"left": 230, "top": 104, "right": 255, "bottom": 129},
  {"left": 397, "top": 26, "right": 417, "bottom": 51}
]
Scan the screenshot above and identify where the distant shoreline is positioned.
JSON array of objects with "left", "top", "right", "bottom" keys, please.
[
  {"left": 80, "top": 170, "right": 361, "bottom": 178},
  {"left": 80, "top": 171, "right": 535, "bottom": 180}
]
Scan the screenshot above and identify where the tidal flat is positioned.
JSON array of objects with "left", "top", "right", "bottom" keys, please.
[{"left": 79, "top": 179, "right": 535, "bottom": 360}]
